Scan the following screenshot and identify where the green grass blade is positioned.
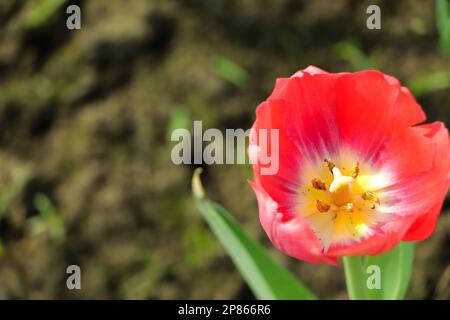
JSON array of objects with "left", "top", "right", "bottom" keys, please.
[
  {"left": 408, "top": 71, "right": 450, "bottom": 98},
  {"left": 27, "top": 0, "right": 68, "bottom": 28},
  {"left": 192, "top": 169, "right": 316, "bottom": 300},
  {"left": 211, "top": 55, "right": 248, "bottom": 88},
  {"left": 436, "top": 0, "right": 450, "bottom": 55}
]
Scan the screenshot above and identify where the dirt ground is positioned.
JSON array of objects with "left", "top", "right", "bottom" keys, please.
[{"left": 0, "top": 0, "right": 448, "bottom": 299}]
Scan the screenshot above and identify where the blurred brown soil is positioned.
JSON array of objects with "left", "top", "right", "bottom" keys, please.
[{"left": 0, "top": 0, "right": 448, "bottom": 299}]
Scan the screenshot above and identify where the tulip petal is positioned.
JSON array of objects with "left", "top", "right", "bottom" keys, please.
[
  {"left": 249, "top": 66, "right": 449, "bottom": 264},
  {"left": 249, "top": 180, "right": 338, "bottom": 265},
  {"left": 335, "top": 71, "right": 426, "bottom": 163},
  {"left": 401, "top": 122, "right": 450, "bottom": 240}
]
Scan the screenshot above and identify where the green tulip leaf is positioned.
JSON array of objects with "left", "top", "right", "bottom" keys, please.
[{"left": 192, "top": 168, "right": 316, "bottom": 300}]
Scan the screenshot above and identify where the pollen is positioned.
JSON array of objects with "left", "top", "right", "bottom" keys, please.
[
  {"left": 316, "top": 200, "right": 330, "bottom": 212},
  {"left": 351, "top": 162, "right": 360, "bottom": 178},
  {"left": 324, "top": 158, "right": 335, "bottom": 173},
  {"left": 362, "top": 191, "right": 380, "bottom": 204},
  {"left": 311, "top": 178, "right": 327, "bottom": 190}
]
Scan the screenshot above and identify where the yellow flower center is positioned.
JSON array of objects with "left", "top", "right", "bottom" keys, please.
[{"left": 297, "top": 154, "right": 389, "bottom": 252}]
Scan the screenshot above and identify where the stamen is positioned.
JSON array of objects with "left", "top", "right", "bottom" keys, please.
[
  {"left": 351, "top": 162, "right": 360, "bottom": 179},
  {"left": 362, "top": 191, "right": 380, "bottom": 205},
  {"left": 324, "top": 158, "right": 335, "bottom": 173},
  {"left": 316, "top": 200, "right": 330, "bottom": 213},
  {"left": 311, "top": 178, "right": 327, "bottom": 190}
]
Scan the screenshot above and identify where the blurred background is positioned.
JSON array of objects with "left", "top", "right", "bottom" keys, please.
[{"left": 0, "top": 0, "right": 449, "bottom": 299}]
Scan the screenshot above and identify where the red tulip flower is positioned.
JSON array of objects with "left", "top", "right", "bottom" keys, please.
[{"left": 249, "top": 66, "right": 450, "bottom": 265}]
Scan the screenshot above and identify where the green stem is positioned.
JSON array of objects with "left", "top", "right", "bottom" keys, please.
[{"left": 343, "top": 256, "right": 367, "bottom": 300}]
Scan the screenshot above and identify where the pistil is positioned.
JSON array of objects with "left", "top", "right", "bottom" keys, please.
[{"left": 329, "top": 167, "right": 355, "bottom": 206}]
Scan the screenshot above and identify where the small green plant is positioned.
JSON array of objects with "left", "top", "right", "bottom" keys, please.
[
  {"left": 211, "top": 55, "right": 248, "bottom": 88},
  {"left": 28, "top": 194, "right": 65, "bottom": 243}
]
